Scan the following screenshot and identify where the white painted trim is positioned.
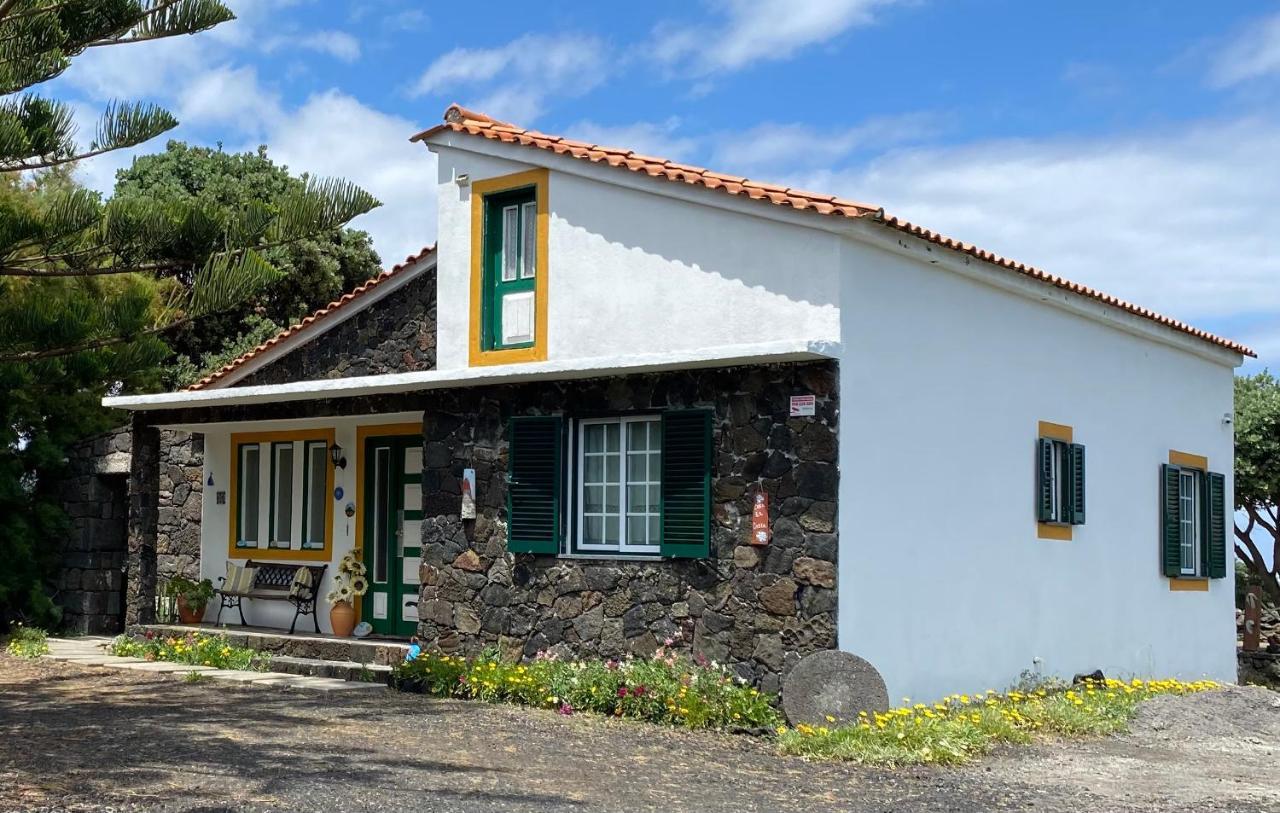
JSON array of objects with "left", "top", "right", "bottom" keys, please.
[
  {"left": 207, "top": 254, "right": 436, "bottom": 389},
  {"left": 104, "top": 340, "right": 836, "bottom": 411},
  {"left": 427, "top": 136, "right": 1245, "bottom": 368}
]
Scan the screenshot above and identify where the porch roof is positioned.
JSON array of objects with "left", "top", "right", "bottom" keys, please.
[{"left": 102, "top": 339, "right": 836, "bottom": 412}]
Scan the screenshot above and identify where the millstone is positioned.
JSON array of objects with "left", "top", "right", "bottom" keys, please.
[{"left": 782, "top": 650, "right": 889, "bottom": 726}]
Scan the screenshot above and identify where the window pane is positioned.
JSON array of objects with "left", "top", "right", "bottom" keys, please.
[
  {"left": 627, "top": 420, "right": 649, "bottom": 451},
  {"left": 304, "top": 442, "right": 326, "bottom": 549},
  {"left": 583, "top": 485, "right": 604, "bottom": 514},
  {"left": 605, "top": 423, "right": 620, "bottom": 452},
  {"left": 627, "top": 484, "right": 650, "bottom": 513},
  {"left": 520, "top": 201, "right": 536, "bottom": 279},
  {"left": 583, "top": 515, "right": 603, "bottom": 545},
  {"left": 627, "top": 451, "right": 647, "bottom": 482},
  {"left": 605, "top": 454, "right": 619, "bottom": 482},
  {"left": 584, "top": 454, "right": 604, "bottom": 483},
  {"left": 374, "top": 448, "right": 389, "bottom": 583},
  {"left": 240, "top": 445, "right": 259, "bottom": 545},
  {"left": 501, "top": 205, "right": 518, "bottom": 282},
  {"left": 272, "top": 444, "right": 294, "bottom": 547},
  {"left": 584, "top": 424, "right": 605, "bottom": 453},
  {"left": 627, "top": 515, "right": 648, "bottom": 546},
  {"left": 604, "top": 516, "right": 619, "bottom": 545}
]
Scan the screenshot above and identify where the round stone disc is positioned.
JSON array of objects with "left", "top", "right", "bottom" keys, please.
[{"left": 782, "top": 650, "right": 890, "bottom": 726}]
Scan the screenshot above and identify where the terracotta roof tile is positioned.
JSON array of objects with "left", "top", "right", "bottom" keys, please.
[
  {"left": 410, "top": 104, "right": 1252, "bottom": 358},
  {"left": 186, "top": 244, "right": 438, "bottom": 391}
]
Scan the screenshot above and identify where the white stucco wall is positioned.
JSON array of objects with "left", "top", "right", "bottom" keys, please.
[
  {"left": 194, "top": 413, "right": 419, "bottom": 634},
  {"left": 836, "top": 237, "right": 1238, "bottom": 703},
  {"left": 431, "top": 145, "right": 842, "bottom": 372}
]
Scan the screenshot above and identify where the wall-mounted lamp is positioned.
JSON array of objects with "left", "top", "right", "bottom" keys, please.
[
  {"left": 455, "top": 172, "right": 470, "bottom": 187},
  {"left": 1223, "top": 412, "right": 1234, "bottom": 426},
  {"left": 329, "top": 443, "right": 347, "bottom": 469}
]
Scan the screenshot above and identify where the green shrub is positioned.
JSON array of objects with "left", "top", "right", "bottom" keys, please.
[
  {"left": 778, "top": 678, "right": 1222, "bottom": 766},
  {"left": 109, "top": 630, "right": 266, "bottom": 671},
  {"left": 3, "top": 624, "right": 48, "bottom": 658},
  {"left": 392, "top": 647, "right": 781, "bottom": 732}
]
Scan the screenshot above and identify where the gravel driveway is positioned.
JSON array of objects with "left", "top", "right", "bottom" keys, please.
[{"left": 2, "top": 655, "right": 1278, "bottom": 813}]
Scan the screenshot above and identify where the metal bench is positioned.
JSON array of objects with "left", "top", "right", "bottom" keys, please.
[{"left": 215, "top": 560, "right": 328, "bottom": 634}]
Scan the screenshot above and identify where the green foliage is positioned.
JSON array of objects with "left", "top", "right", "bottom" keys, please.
[
  {"left": 108, "top": 630, "right": 267, "bottom": 671},
  {"left": 170, "top": 314, "right": 282, "bottom": 389},
  {"left": 1234, "top": 372, "right": 1280, "bottom": 605},
  {"left": 164, "top": 576, "right": 214, "bottom": 612},
  {"left": 3, "top": 623, "right": 48, "bottom": 657},
  {"left": 391, "top": 647, "right": 782, "bottom": 732},
  {"left": 777, "top": 678, "right": 1221, "bottom": 766}
]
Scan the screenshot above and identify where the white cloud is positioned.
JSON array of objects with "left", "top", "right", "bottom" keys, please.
[
  {"left": 653, "top": 0, "right": 902, "bottom": 75},
  {"left": 177, "top": 66, "right": 283, "bottom": 134},
  {"left": 759, "top": 118, "right": 1280, "bottom": 325},
  {"left": 410, "top": 33, "right": 608, "bottom": 122},
  {"left": 264, "top": 30, "right": 362, "bottom": 62},
  {"left": 265, "top": 90, "right": 436, "bottom": 264},
  {"left": 709, "top": 114, "right": 940, "bottom": 175},
  {"left": 565, "top": 118, "right": 699, "bottom": 161},
  {"left": 1210, "top": 12, "right": 1280, "bottom": 86}
]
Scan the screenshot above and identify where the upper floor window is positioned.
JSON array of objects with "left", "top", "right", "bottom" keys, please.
[{"left": 483, "top": 187, "right": 538, "bottom": 350}]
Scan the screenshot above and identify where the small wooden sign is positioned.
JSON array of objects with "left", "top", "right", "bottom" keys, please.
[
  {"left": 461, "top": 468, "right": 477, "bottom": 520},
  {"left": 751, "top": 490, "right": 771, "bottom": 546},
  {"left": 1244, "top": 586, "right": 1262, "bottom": 652}
]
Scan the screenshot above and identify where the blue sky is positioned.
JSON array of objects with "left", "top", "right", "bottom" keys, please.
[{"left": 49, "top": 0, "right": 1280, "bottom": 370}]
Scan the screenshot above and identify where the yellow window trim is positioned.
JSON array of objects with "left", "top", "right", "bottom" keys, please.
[
  {"left": 469, "top": 168, "right": 550, "bottom": 367},
  {"left": 1168, "top": 449, "right": 1208, "bottom": 470},
  {"left": 1169, "top": 577, "right": 1209, "bottom": 592},
  {"left": 227, "top": 428, "right": 335, "bottom": 563},
  {"left": 1036, "top": 420, "right": 1074, "bottom": 540}
]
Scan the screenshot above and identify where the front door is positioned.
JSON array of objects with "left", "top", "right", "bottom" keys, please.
[{"left": 361, "top": 435, "right": 421, "bottom": 637}]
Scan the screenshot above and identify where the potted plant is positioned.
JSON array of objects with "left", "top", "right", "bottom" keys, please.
[
  {"left": 167, "top": 576, "right": 215, "bottom": 624},
  {"left": 327, "top": 549, "right": 369, "bottom": 637}
]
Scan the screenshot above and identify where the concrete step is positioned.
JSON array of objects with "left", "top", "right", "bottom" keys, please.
[
  {"left": 267, "top": 654, "right": 395, "bottom": 684},
  {"left": 130, "top": 624, "right": 410, "bottom": 666}
]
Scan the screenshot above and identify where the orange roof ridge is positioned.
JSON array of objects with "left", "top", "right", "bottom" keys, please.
[
  {"left": 413, "top": 105, "right": 1252, "bottom": 358},
  {"left": 186, "top": 244, "right": 438, "bottom": 391}
]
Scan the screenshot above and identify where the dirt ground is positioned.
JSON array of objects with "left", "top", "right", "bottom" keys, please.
[{"left": 1, "top": 655, "right": 1277, "bottom": 813}]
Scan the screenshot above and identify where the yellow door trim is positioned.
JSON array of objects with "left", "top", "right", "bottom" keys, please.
[
  {"left": 227, "top": 428, "right": 335, "bottom": 563},
  {"left": 469, "top": 168, "right": 550, "bottom": 367}
]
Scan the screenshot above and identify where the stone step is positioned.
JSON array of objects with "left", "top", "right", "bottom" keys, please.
[
  {"left": 130, "top": 624, "right": 410, "bottom": 666},
  {"left": 267, "top": 654, "right": 395, "bottom": 684}
]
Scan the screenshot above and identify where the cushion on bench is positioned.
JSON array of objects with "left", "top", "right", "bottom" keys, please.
[{"left": 223, "top": 562, "right": 258, "bottom": 594}]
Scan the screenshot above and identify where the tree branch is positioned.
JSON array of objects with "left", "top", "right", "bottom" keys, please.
[{"left": 0, "top": 316, "right": 191, "bottom": 363}]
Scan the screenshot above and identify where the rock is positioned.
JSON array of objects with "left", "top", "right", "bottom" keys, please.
[
  {"left": 553, "top": 595, "right": 583, "bottom": 619},
  {"left": 733, "top": 546, "right": 761, "bottom": 569},
  {"left": 454, "top": 606, "right": 481, "bottom": 634},
  {"left": 759, "top": 578, "right": 798, "bottom": 616},
  {"left": 702, "top": 609, "right": 734, "bottom": 634},
  {"left": 799, "top": 502, "right": 835, "bottom": 533},
  {"left": 453, "top": 550, "right": 484, "bottom": 572},
  {"left": 753, "top": 633, "right": 784, "bottom": 671},
  {"left": 782, "top": 651, "right": 890, "bottom": 726},
  {"left": 792, "top": 557, "right": 836, "bottom": 589}
]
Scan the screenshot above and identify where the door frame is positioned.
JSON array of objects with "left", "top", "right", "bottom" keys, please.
[{"left": 355, "top": 422, "right": 422, "bottom": 636}]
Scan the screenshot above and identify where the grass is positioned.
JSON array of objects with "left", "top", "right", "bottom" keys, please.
[
  {"left": 777, "top": 678, "right": 1222, "bottom": 766},
  {"left": 109, "top": 630, "right": 268, "bottom": 671},
  {"left": 3, "top": 625, "right": 48, "bottom": 658}
]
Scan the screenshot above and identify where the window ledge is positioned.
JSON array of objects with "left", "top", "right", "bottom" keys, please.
[
  {"left": 558, "top": 552, "right": 663, "bottom": 562},
  {"left": 1168, "top": 577, "right": 1209, "bottom": 592},
  {"left": 1036, "top": 522, "right": 1072, "bottom": 541}
]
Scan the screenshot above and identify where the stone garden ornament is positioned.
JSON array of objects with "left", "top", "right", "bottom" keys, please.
[{"left": 782, "top": 650, "right": 890, "bottom": 726}]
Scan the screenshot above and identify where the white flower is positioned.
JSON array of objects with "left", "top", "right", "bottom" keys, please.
[{"left": 350, "top": 575, "right": 369, "bottom": 596}]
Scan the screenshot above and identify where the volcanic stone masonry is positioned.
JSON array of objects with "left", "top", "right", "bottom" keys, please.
[
  {"left": 233, "top": 267, "right": 437, "bottom": 387},
  {"left": 414, "top": 360, "right": 839, "bottom": 695}
]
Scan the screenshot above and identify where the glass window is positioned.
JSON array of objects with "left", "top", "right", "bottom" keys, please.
[
  {"left": 577, "top": 417, "right": 661, "bottom": 554},
  {"left": 520, "top": 200, "right": 537, "bottom": 279},
  {"left": 1179, "top": 469, "right": 1200, "bottom": 575},
  {"left": 238, "top": 444, "right": 260, "bottom": 547},
  {"left": 501, "top": 204, "right": 519, "bottom": 282},
  {"left": 270, "top": 442, "right": 294, "bottom": 548},
  {"left": 373, "top": 446, "right": 390, "bottom": 583},
  {"left": 302, "top": 441, "right": 327, "bottom": 550}
]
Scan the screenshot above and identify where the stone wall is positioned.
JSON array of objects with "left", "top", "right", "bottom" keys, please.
[
  {"left": 1238, "top": 649, "right": 1280, "bottom": 690},
  {"left": 234, "top": 267, "right": 437, "bottom": 387},
  {"left": 415, "top": 361, "right": 838, "bottom": 694},
  {"left": 56, "top": 427, "right": 131, "bottom": 634},
  {"left": 156, "top": 430, "right": 203, "bottom": 582}
]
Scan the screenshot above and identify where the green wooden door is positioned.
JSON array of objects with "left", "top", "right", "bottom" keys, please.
[{"left": 361, "top": 435, "right": 422, "bottom": 637}]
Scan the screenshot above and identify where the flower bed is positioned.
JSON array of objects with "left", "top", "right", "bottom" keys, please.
[
  {"left": 778, "top": 677, "right": 1222, "bottom": 766},
  {"left": 3, "top": 625, "right": 48, "bottom": 658},
  {"left": 109, "top": 630, "right": 268, "bottom": 671},
  {"left": 392, "top": 646, "right": 781, "bottom": 732}
]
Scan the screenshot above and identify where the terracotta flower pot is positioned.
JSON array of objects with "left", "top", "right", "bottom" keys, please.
[
  {"left": 176, "top": 597, "right": 205, "bottom": 624},
  {"left": 330, "top": 600, "right": 356, "bottom": 638}
]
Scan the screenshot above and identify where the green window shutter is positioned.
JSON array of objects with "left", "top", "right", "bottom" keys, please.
[
  {"left": 506, "top": 416, "right": 562, "bottom": 554},
  {"left": 1205, "top": 471, "right": 1227, "bottom": 579},
  {"left": 1036, "top": 438, "right": 1055, "bottom": 522},
  {"left": 660, "top": 409, "right": 712, "bottom": 559},
  {"left": 1160, "top": 463, "right": 1183, "bottom": 577},
  {"left": 1069, "top": 443, "right": 1086, "bottom": 525}
]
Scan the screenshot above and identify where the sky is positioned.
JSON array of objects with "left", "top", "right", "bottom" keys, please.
[{"left": 47, "top": 0, "right": 1280, "bottom": 371}]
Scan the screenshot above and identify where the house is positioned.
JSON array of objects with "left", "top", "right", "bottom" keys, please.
[{"left": 102, "top": 104, "right": 1253, "bottom": 702}]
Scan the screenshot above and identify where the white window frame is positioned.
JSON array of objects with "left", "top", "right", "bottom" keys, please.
[
  {"left": 1048, "top": 441, "right": 1063, "bottom": 523},
  {"left": 237, "top": 443, "right": 261, "bottom": 547},
  {"left": 301, "top": 441, "right": 328, "bottom": 550},
  {"left": 573, "top": 416, "right": 662, "bottom": 555},
  {"left": 1179, "top": 469, "right": 1201, "bottom": 576},
  {"left": 500, "top": 204, "right": 519, "bottom": 282}
]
